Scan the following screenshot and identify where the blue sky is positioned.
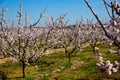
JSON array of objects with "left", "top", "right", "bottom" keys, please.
[{"left": 0, "top": 0, "right": 115, "bottom": 25}]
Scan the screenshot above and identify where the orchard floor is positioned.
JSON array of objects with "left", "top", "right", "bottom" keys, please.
[{"left": 0, "top": 44, "right": 120, "bottom": 80}]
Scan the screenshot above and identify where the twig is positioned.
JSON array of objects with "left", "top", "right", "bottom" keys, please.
[
  {"left": 103, "top": 0, "right": 113, "bottom": 20},
  {"left": 84, "top": 0, "right": 110, "bottom": 38}
]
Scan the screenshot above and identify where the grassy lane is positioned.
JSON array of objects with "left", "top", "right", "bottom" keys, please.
[{"left": 0, "top": 44, "right": 120, "bottom": 80}]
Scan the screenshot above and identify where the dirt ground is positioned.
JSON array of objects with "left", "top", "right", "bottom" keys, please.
[{"left": 0, "top": 58, "right": 7, "bottom": 64}]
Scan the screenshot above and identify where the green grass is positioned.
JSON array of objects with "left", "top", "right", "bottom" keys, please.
[{"left": 0, "top": 44, "right": 120, "bottom": 80}]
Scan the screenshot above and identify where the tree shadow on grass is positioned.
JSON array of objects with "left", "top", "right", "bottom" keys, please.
[
  {"left": 0, "top": 77, "right": 23, "bottom": 80},
  {"left": 0, "top": 71, "right": 23, "bottom": 80},
  {"left": 0, "top": 71, "right": 7, "bottom": 80}
]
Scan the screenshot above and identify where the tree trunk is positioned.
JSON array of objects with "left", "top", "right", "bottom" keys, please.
[
  {"left": 68, "top": 53, "right": 71, "bottom": 62},
  {"left": 22, "top": 60, "right": 26, "bottom": 78},
  {"left": 93, "top": 47, "right": 96, "bottom": 55}
]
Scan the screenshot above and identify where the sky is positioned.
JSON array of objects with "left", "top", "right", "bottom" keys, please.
[{"left": 0, "top": 0, "right": 116, "bottom": 26}]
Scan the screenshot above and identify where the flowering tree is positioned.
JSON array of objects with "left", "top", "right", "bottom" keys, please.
[
  {"left": 88, "top": 23, "right": 104, "bottom": 55},
  {"left": 84, "top": 0, "right": 120, "bottom": 49},
  {"left": 0, "top": 3, "right": 53, "bottom": 78},
  {"left": 84, "top": 0, "right": 120, "bottom": 75},
  {"left": 49, "top": 17, "right": 91, "bottom": 62}
]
